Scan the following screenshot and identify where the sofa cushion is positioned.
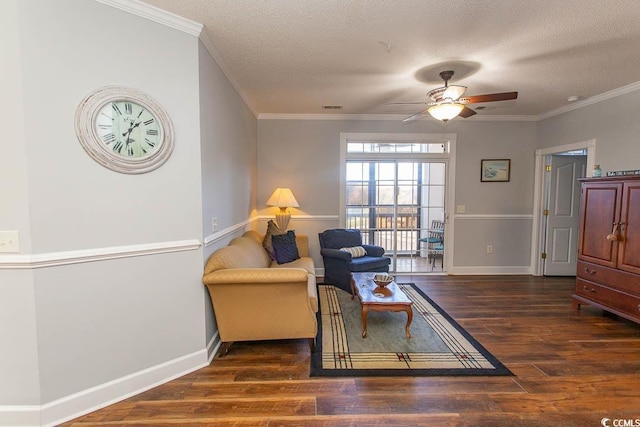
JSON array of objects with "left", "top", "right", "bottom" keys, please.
[
  {"left": 272, "top": 230, "right": 300, "bottom": 264},
  {"left": 262, "top": 220, "right": 285, "bottom": 260},
  {"left": 270, "top": 256, "right": 315, "bottom": 275},
  {"left": 340, "top": 246, "right": 366, "bottom": 258}
]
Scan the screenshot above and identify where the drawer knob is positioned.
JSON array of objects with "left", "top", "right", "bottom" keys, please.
[
  {"left": 584, "top": 268, "right": 596, "bottom": 275},
  {"left": 583, "top": 285, "right": 596, "bottom": 293}
]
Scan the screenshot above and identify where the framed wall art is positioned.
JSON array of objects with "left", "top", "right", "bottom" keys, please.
[{"left": 481, "top": 159, "right": 511, "bottom": 182}]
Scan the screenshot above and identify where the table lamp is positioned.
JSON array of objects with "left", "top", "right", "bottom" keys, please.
[{"left": 266, "top": 187, "right": 300, "bottom": 230}]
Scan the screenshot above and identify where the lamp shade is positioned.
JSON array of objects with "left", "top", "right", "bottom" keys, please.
[
  {"left": 428, "top": 103, "right": 465, "bottom": 121},
  {"left": 266, "top": 188, "right": 299, "bottom": 230},
  {"left": 266, "top": 188, "right": 300, "bottom": 208}
]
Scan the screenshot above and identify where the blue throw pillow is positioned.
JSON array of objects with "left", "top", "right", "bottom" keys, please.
[{"left": 271, "top": 230, "right": 300, "bottom": 264}]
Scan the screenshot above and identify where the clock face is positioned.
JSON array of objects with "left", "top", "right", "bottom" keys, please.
[
  {"left": 94, "top": 101, "right": 162, "bottom": 159},
  {"left": 75, "top": 86, "right": 174, "bottom": 174}
]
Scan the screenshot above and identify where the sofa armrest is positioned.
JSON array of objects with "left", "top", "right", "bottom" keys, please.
[
  {"left": 362, "top": 244, "right": 385, "bottom": 257},
  {"left": 203, "top": 267, "right": 309, "bottom": 285},
  {"left": 320, "top": 248, "right": 351, "bottom": 261}
]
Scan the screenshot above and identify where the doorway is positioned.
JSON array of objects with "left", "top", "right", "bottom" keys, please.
[
  {"left": 344, "top": 160, "right": 447, "bottom": 273},
  {"left": 542, "top": 153, "right": 587, "bottom": 275},
  {"left": 532, "top": 140, "right": 595, "bottom": 276},
  {"left": 340, "top": 133, "right": 455, "bottom": 275}
]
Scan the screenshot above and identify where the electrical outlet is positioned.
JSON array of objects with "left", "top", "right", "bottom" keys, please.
[
  {"left": 211, "top": 218, "right": 218, "bottom": 232},
  {"left": 456, "top": 204, "right": 466, "bottom": 214},
  {"left": 486, "top": 245, "right": 493, "bottom": 254},
  {"left": 0, "top": 231, "right": 20, "bottom": 253}
]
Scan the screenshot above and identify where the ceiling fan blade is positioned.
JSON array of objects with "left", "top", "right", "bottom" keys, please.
[
  {"left": 402, "top": 107, "right": 430, "bottom": 122},
  {"left": 462, "top": 92, "right": 518, "bottom": 104},
  {"left": 442, "top": 85, "right": 467, "bottom": 101},
  {"left": 458, "top": 106, "right": 477, "bottom": 118}
]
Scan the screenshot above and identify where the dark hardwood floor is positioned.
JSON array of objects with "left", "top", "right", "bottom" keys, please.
[{"left": 61, "top": 275, "right": 640, "bottom": 426}]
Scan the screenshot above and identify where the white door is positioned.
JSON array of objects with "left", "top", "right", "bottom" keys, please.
[{"left": 543, "top": 155, "right": 587, "bottom": 275}]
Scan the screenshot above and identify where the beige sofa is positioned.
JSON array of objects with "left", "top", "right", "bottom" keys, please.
[{"left": 202, "top": 230, "right": 317, "bottom": 356}]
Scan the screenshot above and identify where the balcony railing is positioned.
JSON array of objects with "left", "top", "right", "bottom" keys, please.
[{"left": 345, "top": 211, "right": 431, "bottom": 254}]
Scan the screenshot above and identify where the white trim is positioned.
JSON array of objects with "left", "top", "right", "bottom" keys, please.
[
  {"left": 538, "top": 81, "right": 640, "bottom": 120},
  {"left": 258, "top": 81, "right": 640, "bottom": 123},
  {"left": 454, "top": 214, "right": 534, "bottom": 220},
  {"left": 197, "top": 31, "right": 258, "bottom": 118},
  {"left": 206, "top": 331, "right": 221, "bottom": 363},
  {"left": 256, "top": 214, "right": 339, "bottom": 222},
  {"left": 42, "top": 349, "right": 208, "bottom": 427},
  {"left": 258, "top": 113, "right": 535, "bottom": 121},
  {"left": 449, "top": 266, "right": 533, "bottom": 275},
  {"left": 98, "top": 0, "right": 258, "bottom": 118},
  {"left": 204, "top": 217, "right": 257, "bottom": 247},
  {"left": 96, "top": 0, "right": 203, "bottom": 36},
  {"left": 531, "top": 139, "right": 596, "bottom": 276},
  {"left": 0, "top": 239, "right": 201, "bottom": 269},
  {"left": 0, "top": 349, "right": 208, "bottom": 427},
  {"left": 339, "top": 132, "right": 456, "bottom": 274},
  {"left": 0, "top": 405, "right": 40, "bottom": 427}
]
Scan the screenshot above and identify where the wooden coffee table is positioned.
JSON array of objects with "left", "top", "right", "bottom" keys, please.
[{"left": 350, "top": 272, "right": 413, "bottom": 339}]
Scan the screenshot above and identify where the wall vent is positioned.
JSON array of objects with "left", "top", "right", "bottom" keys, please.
[{"left": 322, "top": 105, "right": 343, "bottom": 110}]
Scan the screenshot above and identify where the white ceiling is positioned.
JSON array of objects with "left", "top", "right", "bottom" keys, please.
[{"left": 138, "top": 0, "right": 640, "bottom": 119}]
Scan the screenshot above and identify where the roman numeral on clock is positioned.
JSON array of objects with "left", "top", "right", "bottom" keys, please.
[
  {"left": 144, "top": 118, "right": 154, "bottom": 126},
  {"left": 102, "top": 133, "right": 116, "bottom": 144},
  {"left": 113, "top": 140, "right": 123, "bottom": 153},
  {"left": 125, "top": 103, "right": 132, "bottom": 114},
  {"left": 145, "top": 138, "right": 156, "bottom": 147},
  {"left": 146, "top": 129, "right": 158, "bottom": 136}
]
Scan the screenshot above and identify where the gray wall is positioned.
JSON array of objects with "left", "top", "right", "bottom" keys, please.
[
  {"left": 0, "top": 0, "right": 255, "bottom": 424},
  {"left": 257, "top": 119, "right": 537, "bottom": 271},
  {"left": 538, "top": 90, "right": 640, "bottom": 174},
  {"left": 198, "top": 41, "right": 258, "bottom": 345}
]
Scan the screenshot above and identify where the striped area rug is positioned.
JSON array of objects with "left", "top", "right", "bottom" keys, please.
[{"left": 310, "top": 284, "right": 512, "bottom": 377}]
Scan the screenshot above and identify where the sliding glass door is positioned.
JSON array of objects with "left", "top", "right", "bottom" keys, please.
[{"left": 345, "top": 160, "right": 446, "bottom": 273}]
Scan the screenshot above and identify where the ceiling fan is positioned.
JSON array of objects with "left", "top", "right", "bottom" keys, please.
[{"left": 390, "top": 70, "right": 518, "bottom": 122}]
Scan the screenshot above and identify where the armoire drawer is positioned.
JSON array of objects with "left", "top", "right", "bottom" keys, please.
[
  {"left": 576, "top": 278, "right": 640, "bottom": 319},
  {"left": 577, "top": 260, "right": 640, "bottom": 297}
]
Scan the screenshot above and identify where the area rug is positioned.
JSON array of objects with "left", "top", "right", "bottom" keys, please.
[{"left": 310, "top": 284, "right": 512, "bottom": 377}]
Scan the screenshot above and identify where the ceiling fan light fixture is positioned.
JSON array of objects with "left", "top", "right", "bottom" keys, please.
[
  {"left": 428, "top": 103, "right": 464, "bottom": 121},
  {"left": 442, "top": 85, "right": 467, "bottom": 101}
]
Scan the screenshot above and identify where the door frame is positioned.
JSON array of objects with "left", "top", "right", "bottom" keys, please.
[
  {"left": 531, "top": 139, "right": 596, "bottom": 276},
  {"left": 339, "top": 132, "right": 457, "bottom": 274}
]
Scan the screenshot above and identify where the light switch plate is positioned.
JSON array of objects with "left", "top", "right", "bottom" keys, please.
[
  {"left": 456, "top": 205, "right": 466, "bottom": 214},
  {"left": 0, "top": 231, "right": 20, "bottom": 253}
]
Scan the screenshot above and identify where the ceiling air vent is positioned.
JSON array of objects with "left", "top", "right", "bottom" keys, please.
[{"left": 322, "top": 105, "right": 343, "bottom": 110}]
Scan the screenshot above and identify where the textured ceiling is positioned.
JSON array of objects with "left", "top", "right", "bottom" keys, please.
[{"left": 140, "top": 0, "right": 640, "bottom": 118}]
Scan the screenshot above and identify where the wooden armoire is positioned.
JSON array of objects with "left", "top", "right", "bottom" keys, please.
[{"left": 573, "top": 175, "right": 640, "bottom": 323}]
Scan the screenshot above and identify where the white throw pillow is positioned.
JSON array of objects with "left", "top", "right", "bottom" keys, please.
[{"left": 340, "top": 246, "right": 367, "bottom": 258}]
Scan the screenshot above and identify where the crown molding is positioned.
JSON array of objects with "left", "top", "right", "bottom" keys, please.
[
  {"left": 538, "top": 80, "right": 640, "bottom": 120},
  {"left": 96, "top": 0, "right": 203, "bottom": 36},
  {"left": 257, "top": 113, "right": 536, "bottom": 122},
  {"left": 197, "top": 31, "right": 259, "bottom": 118},
  {"left": 97, "top": 0, "right": 258, "bottom": 119}
]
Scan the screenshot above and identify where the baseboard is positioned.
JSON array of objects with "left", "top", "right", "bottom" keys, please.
[
  {"left": 0, "top": 405, "right": 40, "bottom": 427},
  {"left": 448, "top": 266, "right": 533, "bottom": 275},
  {"left": 206, "top": 331, "right": 221, "bottom": 362},
  {"left": 0, "top": 348, "right": 209, "bottom": 427}
]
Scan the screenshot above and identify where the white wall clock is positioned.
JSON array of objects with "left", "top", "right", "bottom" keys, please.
[{"left": 75, "top": 86, "right": 174, "bottom": 174}]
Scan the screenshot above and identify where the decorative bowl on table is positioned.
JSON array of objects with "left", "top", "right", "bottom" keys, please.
[{"left": 373, "top": 274, "right": 394, "bottom": 288}]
